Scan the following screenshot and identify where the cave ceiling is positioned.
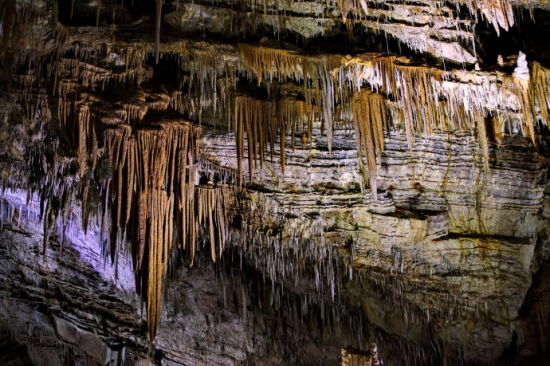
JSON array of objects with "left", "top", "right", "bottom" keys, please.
[{"left": 0, "top": 0, "right": 550, "bottom": 365}]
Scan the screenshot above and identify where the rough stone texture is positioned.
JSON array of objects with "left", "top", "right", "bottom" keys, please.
[
  {"left": 0, "top": 191, "right": 382, "bottom": 366},
  {"left": 1, "top": 0, "right": 550, "bottom": 365},
  {"left": 0, "top": 199, "right": 257, "bottom": 365},
  {"left": 162, "top": 0, "right": 548, "bottom": 63},
  {"left": 203, "top": 119, "right": 549, "bottom": 363}
]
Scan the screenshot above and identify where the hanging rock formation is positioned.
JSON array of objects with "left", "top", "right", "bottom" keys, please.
[{"left": 0, "top": 0, "right": 550, "bottom": 365}]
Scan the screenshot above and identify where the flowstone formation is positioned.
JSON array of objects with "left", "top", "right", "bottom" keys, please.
[{"left": 0, "top": 0, "right": 549, "bottom": 365}]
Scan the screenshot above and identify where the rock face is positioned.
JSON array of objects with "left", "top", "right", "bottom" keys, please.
[
  {"left": 0, "top": 190, "right": 381, "bottom": 366},
  {"left": 0, "top": 0, "right": 550, "bottom": 365},
  {"left": 204, "top": 119, "right": 549, "bottom": 364}
]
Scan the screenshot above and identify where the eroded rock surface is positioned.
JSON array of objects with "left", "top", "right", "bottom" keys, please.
[{"left": 1, "top": 0, "right": 549, "bottom": 365}]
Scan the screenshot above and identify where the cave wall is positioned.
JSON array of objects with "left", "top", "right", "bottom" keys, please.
[{"left": 0, "top": 0, "right": 550, "bottom": 365}]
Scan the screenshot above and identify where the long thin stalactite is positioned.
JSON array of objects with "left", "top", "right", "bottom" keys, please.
[
  {"left": 351, "top": 90, "right": 387, "bottom": 197},
  {"left": 103, "top": 120, "right": 232, "bottom": 340},
  {"left": 233, "top": 95, "right": 319, "bottom": 184}
]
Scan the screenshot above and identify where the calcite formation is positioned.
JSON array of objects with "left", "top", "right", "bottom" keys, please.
[{"left": 0, "top": 0, "right": 549, "bottom": 365}]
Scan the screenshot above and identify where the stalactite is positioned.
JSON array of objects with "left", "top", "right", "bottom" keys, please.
[
  {"left": 125, "top": 137, "right": 136, "bottom": 224},
  {"left": 351, "top": 90, "right": 386, "bottom": 198},
  {"left": 238, "top": 43, "right": 303, "bottom": 84},
  {"left": 77, "top": 104, "right": 90, "bottom": 178},
  {"left": 508, "top": 52, "right": 538, "bottom": 144},
  {"left": 233, "top": 95, "right": 318, "bottom": 182},
  {"left": 170, "top": 90, "right": 195, "bottom": 116},
  {"left": 476, "top": 114, "right": 490, "bottom": 171},
  {"left": 146, "top": 188, "right": 173, "bottom": 340},
  {"left": 490, "top": 114, "right": 505, "bottom": 145},
  {"left": 96, "top": 0, "right": 101, "bottom": 27},
  {"left": 155, "top": 0, "right": 163, "bottom": 64},
  {"left": 308, "top": 58, "right": 337, "bottom": 152},
  {"left": 530, "top": 62, "right": 549, "bottom": 129}
]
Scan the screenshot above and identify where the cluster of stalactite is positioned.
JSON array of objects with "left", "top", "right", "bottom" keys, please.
[
  {"left": 2, "top": 0, "right": 550, "bottom": 346},
  {"left": 239, "top": 44, "right": 549, "bottom": 139},
  {"left": 464, "top": 0, "right": 515, "bottom": 34},
  {"left": 53, "top": 35, "right": 238, "bottom": 127},
  {"left": 233, "top": 95, "right": 320, "bottom": 182},
  {"left": 371, "top": 58, "right": 447, "bottom": 144},
  {"left": 372, "top": 56, "right": 548, "bottom": 149},
  {"left": 337, "top": 0, "right": 514, "bottom": 34},
  {"left": 12, "top": 19, "right": 240, "bottom": 341},
  {"left": 71, "top": 91, "right": 237, "bottom": 341},
  {"left": 239, "top": 43, "right": 348, "bottom": 151},
  {"left": 101, "top": 121, "right": 234, "bottom": 340},
  {"left": 238, "top": 43, "right": 549, "bottom": 191}
]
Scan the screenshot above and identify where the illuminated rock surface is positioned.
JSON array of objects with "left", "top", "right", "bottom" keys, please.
[{"left": 0, "top": 0, "right": 549, "bottom": 365}]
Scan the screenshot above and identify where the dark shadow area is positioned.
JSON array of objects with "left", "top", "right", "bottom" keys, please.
[{"left": 475, "top": 7, "right": 550, "bottom": 67}]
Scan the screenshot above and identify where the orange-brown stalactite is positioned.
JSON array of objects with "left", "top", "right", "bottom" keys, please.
[
  {"left": 233, "top": 95, "right": 319, "bottom": 181},
  {"left": 102, "top": 119, "right": 235, "bottom": 340},
  {"left": 77, "top": 104, "right": 90, "bottom": 178},
  {"left": 529, "top": 62, "right": 550, "bottom": 137},
  {"left": 476, "top": 114, "right": 490, "bottom": 171},
  {"left": 146, "top": 189, "right": 173, "bottom": 340},
  {"left": 351, "top": 90, "right": 387, "bottom": 197}
]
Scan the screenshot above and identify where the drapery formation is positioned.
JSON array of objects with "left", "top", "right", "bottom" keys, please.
[
  {"left": 238, "top": 44, "right": 549, "bottom": 192},
  {"left": 102, "top": 121, "right": 233, "bottom": 340},
  {"left": 233, "top": 95, "right": 319, "bottom": 183},
  {"left": 351, "top": 90, "right": 387, "bottom": 197}
]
